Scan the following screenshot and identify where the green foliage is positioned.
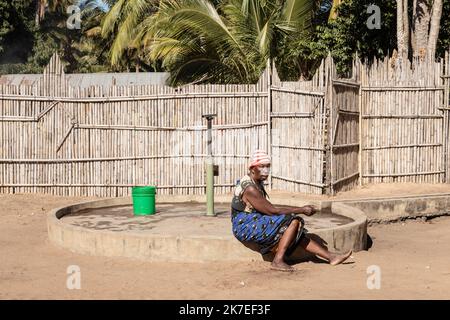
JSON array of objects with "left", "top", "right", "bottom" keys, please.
[
  {"left": 0, "top": 0, "right": 449, "bottom": 82},
  {"left": 0, "top": 0, "right": 35, "bottom": 66},
  {"left": 38, "top": 2, "right": 110, "bottom": 73},
  {"left": 0, "top": 0, "right": 111, "bottom": 74},
  {"left": 285, "top": 0, "right": 396, "bottom": 77},
  {"left": 133, "top": 0, "right": 317, "bottom": 85},
  {"left": 275, "top": 2, "right": 330, "bottom": 80},
  {"left": 437, "top": 0, "right": 450, "bottom": 57},
  {"left": 98, "top": 0, "right": 158, "bottom": 71}
]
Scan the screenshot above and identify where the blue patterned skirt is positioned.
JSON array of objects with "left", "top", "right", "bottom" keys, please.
[{"left": 231, "top": 209, "right": 306, "bottom": 255}]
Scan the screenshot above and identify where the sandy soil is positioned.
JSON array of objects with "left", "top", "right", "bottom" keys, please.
[{"left": 1, "top": 186, "right": 450, "bottom": 300}]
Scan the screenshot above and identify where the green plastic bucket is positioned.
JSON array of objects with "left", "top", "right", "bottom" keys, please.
[{"left": 132, "top": 186, "right": 156, "bottom": 216}]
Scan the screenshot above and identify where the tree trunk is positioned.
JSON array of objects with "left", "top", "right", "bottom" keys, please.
[
  {"left": 329, "top": 0, "right": 342, "bottom": 21},
  {"left": 411, "top": 0, "right": 416, "bottom": 54},
  {"left": 35, "top": 0, "right": 46, "bottom": 27},
  {"left": 402, "top": 0, "right": 409, "bottom": 56},
  {"left": 412, "top": 0, "right": 432, "bottom": 59},
  {"left": 427, "top": 0, "right": 443, "bottom": 59},
  {"left": 35, "top": 0, "right": 41, "bottom": 27},
  {"left": 397, "top": 0, "right": 443, "bottom": 60},
  {"left": 397, "top": 0, "right": 409, "bottom": 59}
]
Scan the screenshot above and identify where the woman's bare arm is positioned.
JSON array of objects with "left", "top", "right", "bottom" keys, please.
[
  {"left": 242, "top": 186, "right": 316, "bottom": 216},
  {"left": 272, "top": 205, "right": 300, "bottom": 212}
]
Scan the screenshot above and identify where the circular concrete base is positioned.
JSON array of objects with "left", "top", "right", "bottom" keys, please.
[{"left": 47, "top": 196, "right": 368, "bottom": 262}]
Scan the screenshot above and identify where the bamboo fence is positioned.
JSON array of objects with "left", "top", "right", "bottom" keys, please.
[
  {"left": 0, "top": 54, "right": 269, "bottom": 196},
  {"left": 1, "top": 52, "right": 449, "bottom": 196},
  {"left": 360, "top": 54, "right": 448, "bottom": 186}
]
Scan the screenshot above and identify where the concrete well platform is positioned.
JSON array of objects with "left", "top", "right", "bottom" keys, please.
[{"left": 47, "top": 195, "right": 367, "bottom": 262}]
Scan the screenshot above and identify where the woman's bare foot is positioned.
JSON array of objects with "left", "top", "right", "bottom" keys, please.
[
  {"left": 270, "top": 259, "right": 294, "bottom": 272},
  {"left": 329, "top": 250, "right": 352, "bottom": 266}
]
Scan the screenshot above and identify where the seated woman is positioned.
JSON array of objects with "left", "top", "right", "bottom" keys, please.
[{"left": 231, "top": 150, "right": 352, "bottom": 271}]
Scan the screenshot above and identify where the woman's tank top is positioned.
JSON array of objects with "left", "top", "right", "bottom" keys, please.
[{"left": 231, "top": 174, "right": 268, "bottom": 214}]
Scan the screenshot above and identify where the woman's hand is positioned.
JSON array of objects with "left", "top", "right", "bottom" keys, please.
[{"left": 300, "top": 205, "right": 317, "bottom": 216}]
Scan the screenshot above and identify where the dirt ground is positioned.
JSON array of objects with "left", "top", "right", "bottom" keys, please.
[{"left": 1, "top": 185, "right": 450, "bottom": 300}]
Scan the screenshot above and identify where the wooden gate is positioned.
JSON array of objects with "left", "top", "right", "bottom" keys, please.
[
  {"left": 269, "top": 60, "right": 329, "bottom": 194},
  {"left": 329, "top": 79, "right": 361, "bottom": 194}
]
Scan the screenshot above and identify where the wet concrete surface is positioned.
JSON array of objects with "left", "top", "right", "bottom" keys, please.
[{"left": 61, "top": 203, "right": 354, "bottom": 234}]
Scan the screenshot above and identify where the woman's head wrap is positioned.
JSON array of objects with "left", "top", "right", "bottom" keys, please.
[{"left": 248, "top": 149, "right": 271, "bottom": 169}]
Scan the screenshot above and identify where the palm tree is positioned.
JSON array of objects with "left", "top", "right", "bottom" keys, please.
[
  {"left": 99, "top": 0, "right": 159, "bottom": 70},
  {"left": 126, "top": 0, "right": 318, "bottom": 85}
]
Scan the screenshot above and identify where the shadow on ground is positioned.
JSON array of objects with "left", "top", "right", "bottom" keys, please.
[{"left": 240, "top": 232, "right": 370, "bottom": 266}]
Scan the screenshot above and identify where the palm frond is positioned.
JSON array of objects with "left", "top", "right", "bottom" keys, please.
[{"left": 281, "top": 0, "right": 315, "bottom": 28}]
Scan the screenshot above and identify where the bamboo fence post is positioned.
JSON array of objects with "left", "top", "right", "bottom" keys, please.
[
  {"left": 444, "top": 50, "right": 450, "bottom": 183},
  {"left": 267, "top": 61, "right": 273, "bottom": 191}
]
